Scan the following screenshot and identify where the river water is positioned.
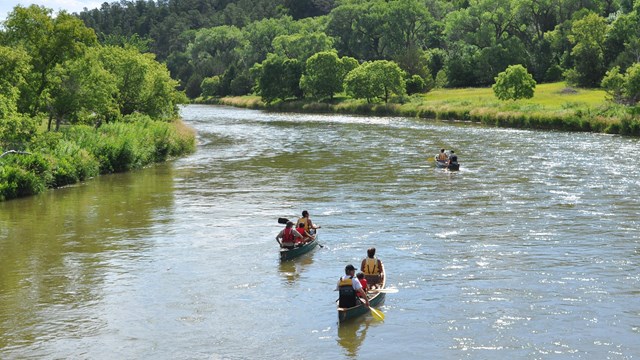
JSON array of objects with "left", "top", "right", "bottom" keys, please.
[{"left": 1, "top": 105, "right": 639, "bottom": 359}]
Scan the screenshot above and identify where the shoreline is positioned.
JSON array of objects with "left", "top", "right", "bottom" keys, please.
[{"left": 196, "top": 85, "right": 640, "bottom": 136}]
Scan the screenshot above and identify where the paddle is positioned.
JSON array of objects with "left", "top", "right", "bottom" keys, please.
[
  {"left": 368, "top": 288, "right": 399, "bottom": 294},
  {"left": 370, "top": 307, "right": 385, "bottom": 321}
]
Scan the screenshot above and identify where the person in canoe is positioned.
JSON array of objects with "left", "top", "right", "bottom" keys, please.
[
  {"left": 296, "top": 222, "right": 315, "bottom": 243},
  {"left": 360, "top": 247, "right": 385, "bottom": 287},
  {"left": 437, "top": 148, "right": 448, "bottom": 161},
  {"left": 297, "top": 210, "right": 320, "bottom": 235},
  {"left": 338, "top": 264, "right": 369, "bottom": 308},
  {"left": 276, "top": 221, "right": 303, "bottom": 249},
  {"left": 448, "top": 150, "right": 458, "bottom": 164},
  {"left": 356, "top": 272, "right": 369, "bottom": 293}
]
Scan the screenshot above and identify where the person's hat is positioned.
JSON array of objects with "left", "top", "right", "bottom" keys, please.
[
  {"left": 286, "top": 221, "right": 294, "bottom": 226},
  {"left": 345, "top": 264, "right": 356, "bottom": 272}
]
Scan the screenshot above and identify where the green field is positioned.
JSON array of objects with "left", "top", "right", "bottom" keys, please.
[{"left": 423, "top": 82, "right": 607, "bottom": 112}]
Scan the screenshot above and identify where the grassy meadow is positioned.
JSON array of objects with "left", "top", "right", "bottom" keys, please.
[{"left": 207, "top": 82, "right": 640, "bottom": 136}]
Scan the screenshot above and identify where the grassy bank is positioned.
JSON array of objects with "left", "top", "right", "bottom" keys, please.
[
  {"left": 205, "top": 82, "right": 640, "bottom": 136},
  {"left": 0, "top": 115, "right": 196, "bottom": 201}
]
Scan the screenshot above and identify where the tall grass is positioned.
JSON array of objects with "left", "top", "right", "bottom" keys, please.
[{"left": 0, "top": 117, "right": 196, "bottom": 201}]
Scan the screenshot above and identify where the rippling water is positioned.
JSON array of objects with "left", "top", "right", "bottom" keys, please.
[{"left": 1, "top": 105, "right": 639, "bottom": 359}]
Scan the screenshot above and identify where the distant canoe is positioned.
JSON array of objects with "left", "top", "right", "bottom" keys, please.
[
  {"left": 337, "top": 273, "right": 387, "bottom": 322},
  {"left": 280, "top": 235, "right": 318, "bottom": 261},
  {"left": 434, "top": 156, "right": 460, "bottom": 171}
]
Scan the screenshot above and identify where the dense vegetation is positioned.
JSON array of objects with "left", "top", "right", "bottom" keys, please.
[
  {"left": 0, "top": 5, "right": 195, "bottom": 201},
  {"left": 74, "top": 0, "right": 640, "bottom": 106}
]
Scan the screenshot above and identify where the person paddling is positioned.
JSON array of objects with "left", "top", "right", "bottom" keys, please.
[
  {"left": 337, "top": 264, "right": 369, "bottom": 308},
  {"left": 276, "top": 221, "right": 303, "bottom": 248},
  {"left": 297, "top": 210, "right": 320, "bottom": 235}
]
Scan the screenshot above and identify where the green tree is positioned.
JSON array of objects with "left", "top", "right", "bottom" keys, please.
[
  {"left": 601, "top": 63, "right": 640, "bottom": 105},
  {"left": 327, "top": 0, "right": 388, "bottom": 60},
  {"left": 96, "top": 46, "right": 184, "bottom": 119},
  {"left": 344, "top": 60, "right": 406, "bottom": 103},
  {"left": 3, "top": 5, "right": 98, "bottom": 116},
  {"left": 566, "top": 13, "right": 608, "bottom": 87},
  {"left": 300, "top": 51, "right": 355, "bottom": 99},
  {"left": 254, "top": 54, "right": 304, "bottom": 104},
  {"left": 406, "top": 75, "right": 426, "bottom": 95},
  {"left": 48, "top": 49, "right": 118, "bottom": 130},
  {"left": 492, "top": 64, "right": 536, "bottom": 100},
  {"left": 201, "top": 76, "right": 222, "bottom": 97},
  {"left": 272, "top": 32, "right": 334, "bottom": 62},
  {"left": 0, "top": 46, "right": 30, "bottom": 119}
]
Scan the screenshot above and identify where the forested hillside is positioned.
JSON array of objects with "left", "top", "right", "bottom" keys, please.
[{"left": 77, "top": 0, "right": 640, "bottom": 104}]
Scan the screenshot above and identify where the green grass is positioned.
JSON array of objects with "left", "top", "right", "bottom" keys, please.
[{"left": 422, "top": 82, "right": 607, "bottom": 112}]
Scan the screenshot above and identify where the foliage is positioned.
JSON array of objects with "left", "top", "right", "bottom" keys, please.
[
  {"left": 48, "top": 49, "right": 119, "bottom": 130},
  {"left": 0, "top": 114, "right": 39, "bottom": 150},
  {"left": 254, "top": 54, "right": 304, "bottom": 104},
  {"left": 300, "top": 51, "right": 355, "bottom": 99},
  {"left": 201, "top": 76, "right": 222, "bottom": 97},
  {"left": 344, "top": 60, "right": 407, "bottom": 103},
  {"left": 406, "top": 75, "right": 426, "bottom": 95},
  {"left": 0, "top": 46, "right": 30, "bottom": 119},
  {"left": 2, "top": 5, "right": 98, "bottom": 116},
  {"left": 272, "top": 32, "right": 334, "bottom": 62},
  {"left": 95, "top": 46, "right": 184, "bottom": 119},
  {"left": 602, "top": 63, "right": 640, "bottom": 105},
  {"left": 493, "top": 64, "right": 537, "bottom": 100},
  {"left": 566, "top": 13, "right": 608, "bottom": 87}
]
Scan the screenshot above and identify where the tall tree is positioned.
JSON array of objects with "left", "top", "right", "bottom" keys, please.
[
  {"left": 566, "top": 12, "right": 608, "bottom": 87},
  {"left": 3, "top": 5, "right": 98, "bottom": 116}
]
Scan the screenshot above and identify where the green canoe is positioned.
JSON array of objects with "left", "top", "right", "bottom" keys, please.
[
  {"left": 279, "top": 235, "right": 319, "bottom": 261},
  {"left": 337, "top": 273, "right": 387, "bottom": 322}
]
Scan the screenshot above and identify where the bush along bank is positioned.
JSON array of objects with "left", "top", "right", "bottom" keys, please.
[{"left": 0, "top": 114, "right": 196, "bottom": 201}]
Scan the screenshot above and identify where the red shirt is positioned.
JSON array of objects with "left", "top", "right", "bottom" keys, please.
[{"left": 358, "top": 278, "right": 368, "bottom": 290}]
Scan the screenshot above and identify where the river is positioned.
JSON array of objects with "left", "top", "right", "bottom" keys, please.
[{"left": 1, "top": 105, "right": 639, "bottom": 359}]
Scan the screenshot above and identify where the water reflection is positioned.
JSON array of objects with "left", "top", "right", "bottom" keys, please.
[
  {"left": 278, "top": 255, "right": 314, "bottom": 285},
  {"left": 337, "top": 318, "right": 372, "bottom": 358},
  {"left": 0, "top": 165, "right": 175, "bottom": 351}
]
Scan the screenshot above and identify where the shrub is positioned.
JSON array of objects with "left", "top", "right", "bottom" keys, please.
[{"left": 493, "top": 65, "right": 536, "bottom": 101}]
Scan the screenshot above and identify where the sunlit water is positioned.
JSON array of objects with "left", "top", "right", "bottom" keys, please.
[{"left": 1, "top": 105, "right": 639, "bottom": 359}]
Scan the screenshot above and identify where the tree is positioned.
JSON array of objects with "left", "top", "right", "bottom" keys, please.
[
  {"left": 272, "top": 32, "right": 334, "bottom": 62},
  {"left": 254, "top": 54, "right": 304, "bottom": 104},
  {"left": 201, "top": 76, "right": 222, "bottom": 97},
  {"left": 601, "top": 63, "right": 640, "bottom": 105},
  {"left": 327, "top": 0, "right": 388, "bottom": 60},
  {"left": 344, "top": 60, "right": 406, "bottom": 103},
  {"left": 0, "top": 46, "right": 30, "bottom": 119},
  {"left": 96, "top": 46, "right": 184, "bottom": 119},
  {"left": 3, "top": 5, "right": 98, "bottom": 116},
  {"left": 492, "top": 64, "right": 536, "bottom": 100},
  {"left": 300, "top": 51, "right": 355, "bottom": 99},
  {"left": 47, "top": 50, "right": 118, "bottom": 130},
  {"left": 566, "top": 13, "right": 608, "bottom": 87}
]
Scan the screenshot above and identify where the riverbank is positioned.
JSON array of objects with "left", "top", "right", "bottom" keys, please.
[
  {"left": 203, "top": 82, "right": 640, "bottom": 136},
  {"left": 0, "top": 116, "right": 196, "bottom": 201}
]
